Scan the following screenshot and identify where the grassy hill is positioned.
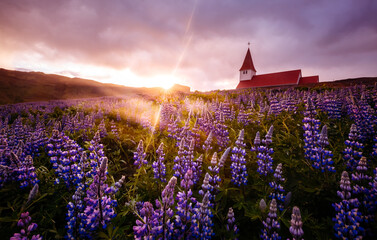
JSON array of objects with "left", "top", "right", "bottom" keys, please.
[{"left": 0, "top": 68, "right": 174, "bottom": 105}]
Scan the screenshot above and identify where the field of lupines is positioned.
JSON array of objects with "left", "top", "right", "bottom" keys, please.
[{"left": 1, "top": 84, "right": 377, "bottom": 239}]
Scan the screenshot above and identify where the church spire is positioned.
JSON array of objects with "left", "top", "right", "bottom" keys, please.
[{"left": 239, "top": 47, "right": 257, "bottom": 72}]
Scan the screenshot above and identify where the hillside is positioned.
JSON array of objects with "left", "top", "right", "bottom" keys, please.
[
  {"left": 293, "top": 77, "right": 377, "bottom": 89},
  {"left": 0, "top": 68, "right": 186, "bottom": 105},
  {"left": 314, "top": 77, "right": 377, "bottom": 87}
]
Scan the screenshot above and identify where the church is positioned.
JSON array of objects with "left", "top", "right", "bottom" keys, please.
[{"left": 236, "top": 47, "right": 319, "bottom": 89}]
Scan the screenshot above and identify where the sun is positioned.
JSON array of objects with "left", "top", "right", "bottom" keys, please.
[{"left": 151, "top": 75, "right": 178, "bottom": 90}]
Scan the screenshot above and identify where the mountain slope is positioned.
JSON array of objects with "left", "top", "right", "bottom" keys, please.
[{"left": 0, "top": 68, "right": 169, "bottom": 104}]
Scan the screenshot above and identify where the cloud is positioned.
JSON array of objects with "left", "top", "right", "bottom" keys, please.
[{"left": 0, "top": 0, "right": 376, "bottom": 90}]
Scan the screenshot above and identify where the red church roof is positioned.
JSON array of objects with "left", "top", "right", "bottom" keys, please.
[
  {"left": 239, "top": 48, "right": 257, "bottom": 72},
  {"left": 236, "top": 69, "right": 302, "bottom": 89},
  {"left": 299, "top": 76, "right": 319, "bottom": 85}
]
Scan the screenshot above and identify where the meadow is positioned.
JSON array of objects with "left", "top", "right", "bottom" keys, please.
[{"left": 1, "top": 84, "right": 376, "bottom": 239}]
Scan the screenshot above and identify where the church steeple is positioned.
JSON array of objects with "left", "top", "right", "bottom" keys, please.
[
  {"left": 239, "top": 48, "right": 256, "bottom": 72},
  {"left": 239, "top": 46, "right": 256, "bottom": 81}
]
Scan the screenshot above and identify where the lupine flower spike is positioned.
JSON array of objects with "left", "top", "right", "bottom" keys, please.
[
  {"left": 203, "top": 131, "right": 213, "bottom": 152},
  {"left": 153, "top": 176, "right": 177, "bottom": 239},
  {"left": 256, "top": 126, "right": 274, "bottom": 177},
  {"left": 261, "top": 199, "right": 281, "bottom": 240},
  {"left": 208, "top": 152, "right": 221, "bottom": 194},
  {"left": 218, "top": 147, "right": 231, "bottom": 169},
  {"left": 11, "top": 212, "right": 42, "bottom": 240},
  {"left": 333, "top": 171, "right": 363, "bottom": 239},
  {"left": 133, "top": 201, "right": 159, "bottom": 239},
  {"left": 134, "top": 140, "right": 147, "bottom": 169},
  {"left": 343, "top": 124, "right": 363, "bottom": 170},
  {"left": 193, "top": 191, "right": 214, "bottom": 239},
  {"left": 259, "top": 199, "right": 267, "bottom": 213},
  {"left": 84, "top": 158, "right": 123, "bottom": 232},
  {"left": 312, "top": 125, "right": 335, "bottom": 172},
  {"left": 289, "top": 206, "right": 304, "bottom": 240},
  {"left": 230, "top": 129, "right": 248, "bottom": 186},
  {"left": 269, "top": 163, "right": 285, "bottom": 211},
  {"left": 226, "top": 207, "right": 239, "bottom": 239},
  {"left": 175, "top": 170, "right": 197, "bottom": 239},
  {"left": 152, "top": 142, "right": 166, "bottom": 183}
]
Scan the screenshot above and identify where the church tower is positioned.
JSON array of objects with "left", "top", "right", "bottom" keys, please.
[{"left": 239, "top": 47, "right": 256, "bottom": 81}]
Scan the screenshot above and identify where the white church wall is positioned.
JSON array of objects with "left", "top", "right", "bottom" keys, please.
[{"left": 239, "top": 69, "right": 255, "bottom": 81}]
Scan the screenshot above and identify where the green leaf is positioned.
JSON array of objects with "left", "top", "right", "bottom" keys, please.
[{"left": 0, "top": 217, "right": 17, "bottom": 222}]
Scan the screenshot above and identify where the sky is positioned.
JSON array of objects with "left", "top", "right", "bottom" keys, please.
[{"left": 0, "top": 0, "right": 376, "bottom": 91}]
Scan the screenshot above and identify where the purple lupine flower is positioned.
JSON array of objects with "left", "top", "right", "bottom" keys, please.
[
  {"left": 194, "top": 154, "right": 203, "bottom": 184},
  {"left": 199, "top": 173, "right": 212, "bottom": 196},
  {"left": 133, "top": 201, "right": 160, "bottom": 239},
  {"left": 141, "top": 114, "right": 154, "bottom": 132},
  {"left": 184, "top": 139, "right": 198, "bottom": 182},
  {"left": 133, "top": 140, "right": 147, "bottom": 169},
  {"left": 218, "top": 147, "right": 231, "bottom": 169},
  {"left": 269, "top": 97, "right": 282, "bottom": 116},
  {"left": 152, "top": 142, "right": 166, "bottom": 183},
  {"left": 303, "top": 97, "right": 320, "bottom": 162},
  {"left": 372, "top": 136, "right": 377, "bottom": 157},
  {"left": 333, "top": 171, "right": 364, "bottom": 239},
  {"left": 26, "top": 183, "right": 39, "bottom": 205},
  {"left": 86, "top": 131, "right": 105, "bottom": 178},
  {"left": 176, "top": 117, "right": 191, "bottom": 147},
  {"left": 226, "top": 207, "right": 239, "bottom": 239},
  {"left": 351, "top": 156, "right": 374, "bottom": 227},
  {"left": 155, "top": 176, "right": 177, "bottom": 239},
  {"left": 323, "top": 92, "right": 342, "bottom": 119},
  {"left": 256, "top": 126, "right": 274, "bottom": 177},
  {"left": 159, "top": 103, "right": 174, "bottom": 131},
  {"left": 230, "top": 129, "right": 248, "bottom": 186},
  {"left": 261, "top": 199, "right": 281, "bottom": 240},
  {"left": 263, "top": 125, "right": 274, "bottom": 145},
  {"left": 191, "top": 119, "right": 201, "bottom": 148},
  {"left": 350, "top": 93, "right": 375, "bottom": 142},
  {"left": 208, "top": 152, "right": 221, "bottom": 193},
  {"left": 203, "top": 131, "right": 213, "bottom": 152},
  {"left": 98, "top": 119, "right": 107, "bottom": 138},
  {"left": 110, "top": 120, "right": 119, "bottom": 139},
  {"left": 11, "top": 152, "right": 39, "bottom": 189},
  {"left": 10, "top": 212, "right": 42, "bottom": 240},
  {"left": 192, "top": 191, "right": 214, "bottom": 239},
  {"left": 289, "top": 206, "right": 304, "bottom": 240},
  {"left": 167, "top": 115, "right": 180, "bottom": 141},
  {"left": 312, "top": 125, "right": 335, "bottom": 172},
  {"left": 84, "top": 158, "right": 124, "bottom": 231},
  {"left": 175, "top": 170, "right": 197, "bottom": 239},
  {"left": 214, "top": 113, "right": 230, "bottom": 150},
  {"left": 47, "top": 130, "right": 83, "bottom": 188},
  {"left": 369, "top": 168, "right": 377, "bottom": 221},
  {"left": 237, "top": 104, "right": 250, "bottom": 126},
  {"left": 66, "top": 182, "right": 89, "bottom": 240},
  {"left": 269, "top": 163, "right": 285, "bottom": 211},
  {"left": 343, "top": 124, "right": 363, "bottom": 170},
  {"left": 173, "top": 138, "right": 187, "bottom": 179},
  {"left": 198, "top": 110, "right": 215, "bottom": 135}
]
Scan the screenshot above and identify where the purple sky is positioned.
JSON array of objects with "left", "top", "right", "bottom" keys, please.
[{"left": 0, "top": 0, "right": 376, "bottom": 91}]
